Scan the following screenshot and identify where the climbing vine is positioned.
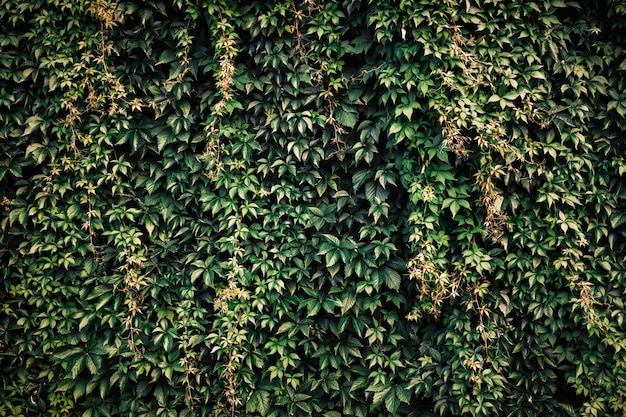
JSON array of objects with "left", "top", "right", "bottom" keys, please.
[{"left": 2, "top": 1, "right": 626, "bottom": 417}]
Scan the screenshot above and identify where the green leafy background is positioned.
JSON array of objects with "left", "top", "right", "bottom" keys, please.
[{"left": 2, "top": 1, "right": 626, "bottom": 416}]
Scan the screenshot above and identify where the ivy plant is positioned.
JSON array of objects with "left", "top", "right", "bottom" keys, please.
[{"left": 1, "top": 1, "right": 626, "bottom": 417}]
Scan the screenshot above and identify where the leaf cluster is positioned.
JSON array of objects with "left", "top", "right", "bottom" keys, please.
[{"left": 1, "top": 1, "right": 626, "bottom": 417}]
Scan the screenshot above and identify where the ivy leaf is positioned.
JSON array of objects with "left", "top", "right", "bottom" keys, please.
[
  {"left": 389, "top": 122, "right": 403, "bottom": 135},
  {"left": 84, "top": 354, "right": 101, "bottom": 375},
  {"left": 370, "top": 385, "right": 392, "bottom": 408},
  {"left": 154, "top": 384, "right": 167, "bottom": 407},
  {"left": 54, "top": 347, "right": 83, "bottom": 360},
  {"left": 247, "top": 390, "right": 271, "bottom": 416},
  {"left": 335, "top": 107, "right": 359, "bottom": 128},
  {"left": 381, "top": 267, "right": 401, "bottom": 290},
  {"left": 69, "top": 356, "right": 85, "bottom": 379},
  {"left": 155, "top": 129, "right": 172, "bottom": 152},
  {"left": 353, "top": 169, "right": 373, "bottom": 191},
  {"left": 157, "top": 49, "right": 177, "bottom": 65}
]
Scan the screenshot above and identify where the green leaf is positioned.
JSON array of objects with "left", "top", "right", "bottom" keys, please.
[
  {"left": 157, "top": 49, "right": 177, "bottom": 65},
  {"left": 70, "top": 356, "right": 85, "bottom": 379},
  {"left": 156, "top": 129, "right": 171, "bottom": 152},
  {"left": 72, "top": 381, "right": 86, "bottom": 401},
  {"left": 381, "top": 267, "right": 401, "bottom": 290},
  {"left": 335, "top": 107, "right": 359, "bottom": 128},
  {"left": 353, "top": 170, "right": 373, "bottom": 191},
  {"left": 322, "top": 233, "right": 341, "bottom": 247},
  {"left": 23, "top": 115, "right": 43, "bottom": 135},
  {"left": 385, "top": 388, "right": 401, "bottom": 413},
  {"left": 179, "top": 100, "right": 191, "bottom": 117},
  {"left": 389, "top": 122, "right": 403, "bottom": 135},
  {"left": 247, "top": 390, "right": 271, "bottom": 416},
  {"left": 370, "top": 385, "right": 392, "bottom": 408},
  {"left": 154, "top": 384, "right": 167, "bottom": 407},
  {"left": 55, "top": 347, "right": 83, "bottom": 360},
  {"left": 85, "top": 354, "right": 101, "bottom": 375},
  {"left": 8, "top": 207, "right": 28, "bottom": 226}
]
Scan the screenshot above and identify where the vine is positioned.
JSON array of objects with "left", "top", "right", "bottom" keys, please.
[
  {"left": 197, "top": 4, "right": 239, "bottom": 181},
  {"left": 200, "top": 4, "right": 252, "bottom": 415},
  {"left": 2, "top": 1, "right": 626, "bottom": 417}
]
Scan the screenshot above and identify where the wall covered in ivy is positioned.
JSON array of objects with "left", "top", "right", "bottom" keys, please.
[{"left": 2, "top": 0, "right": 626, "bottom": 416}]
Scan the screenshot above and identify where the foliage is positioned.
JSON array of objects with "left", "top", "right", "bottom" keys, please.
[{"left": 1, "top": 0, "right": 626, "bottom": 416}]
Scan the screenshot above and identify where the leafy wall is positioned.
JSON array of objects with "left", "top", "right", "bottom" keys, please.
[{"left": 2, "top": 0, "right": 626, "bottom": 416}]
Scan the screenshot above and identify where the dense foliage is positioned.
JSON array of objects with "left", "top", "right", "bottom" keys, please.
[{"left": 2, "top": 0, "right": 626, "bottom": 416}]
